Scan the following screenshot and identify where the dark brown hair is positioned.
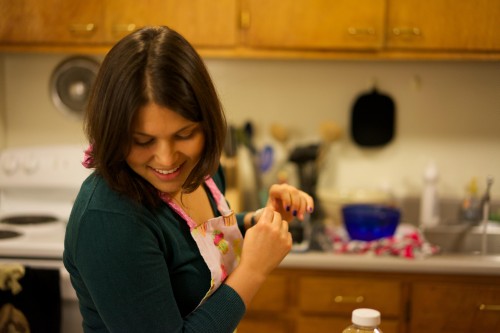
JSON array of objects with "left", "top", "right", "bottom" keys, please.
[{"left": 84, "top": 26, "right": 226, "bottom": 208}]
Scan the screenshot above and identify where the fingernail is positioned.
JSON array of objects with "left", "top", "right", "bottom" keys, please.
[
  {"left": 286, "top": 205, "right": 291, "bottom": 212},
  {"left": 308, "top": 207, "right": 314, "bottom": 213},
  {"left": 293, "top": 210, "right": 297, "bottom": 216}
]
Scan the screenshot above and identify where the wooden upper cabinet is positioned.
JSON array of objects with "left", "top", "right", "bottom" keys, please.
[
  {"left": 105, "top": 0, "right": 239, "bottom": 47},
  {"left": 0, "top": 0, "right": 104, "bottom": 44},
  {"left": 241, "top": 0, "right": 386, "bottom": 50},
  {"left": 1, "top": 0, "right": 499, "bottom": 58},
  {"left": 386, "top": 0, "right": 500, "bottom": 51}
]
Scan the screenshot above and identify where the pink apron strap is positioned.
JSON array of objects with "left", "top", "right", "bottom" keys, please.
[{"left": 160, "top": 177, "right": 233, "bottom": 229}]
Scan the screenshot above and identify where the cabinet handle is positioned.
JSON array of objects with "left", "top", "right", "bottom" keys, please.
[
  {"left": 113, "top": 24, "right": 137, "bottom": 33},
  {"left": 392, "top": 27, "right": 421, "bottom": 37},
  {"left": 70, "top": 23, "right": 96, "bottom": 35},
  {"left": 334, "top": 295, "right": 364, "bottom": 304},
  {"left": 479, "top": 304, "right": 500, "bottom": 311},
  {"left": 347, "top": 27, "right": 375, "bottom": 36}
]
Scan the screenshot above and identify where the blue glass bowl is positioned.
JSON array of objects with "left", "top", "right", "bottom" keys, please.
[{"left": 342, "top": 204, "right": 401, "bottom": 241}]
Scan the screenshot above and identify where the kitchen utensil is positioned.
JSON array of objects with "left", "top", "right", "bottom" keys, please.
[
  {"left": 289, "top": 144, "right": 320, "bottom": 197},
  {"left": 342, "top": 204, "right": 401, "bottom": 241},
  {"left": 223, "top": 124, "right": 238, "bottom": 158},
  {"left": 350, "top": 87, "right": 395, "bottom": 147},
  {"left": 317, "top": 120, "right": 342, "bottom": 168},
  {"left": 268, "top": 123, "right": 294, "bottom": 184},
  {"left": 270, "top": 123, "right": 289, "bottom": 145}
]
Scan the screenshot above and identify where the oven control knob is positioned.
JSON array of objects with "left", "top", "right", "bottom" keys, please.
[
  {"left": 1, "top": 156, "right": 19, "bottom": 175},
  {"left": 22, "top": 158, "right": 39, "bottom": 174}
]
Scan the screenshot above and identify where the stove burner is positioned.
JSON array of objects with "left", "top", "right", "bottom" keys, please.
[
  {"left": 0, "top": 230, "right": 22, "bottom": 239},
  {"left": 0, "top": 215, "right": 59, "bottom": 225}
]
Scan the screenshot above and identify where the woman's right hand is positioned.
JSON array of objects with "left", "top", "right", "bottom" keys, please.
[
  {"left": 239, "top": 207, "right": 292, "bottom": 279},
  {"left": 224, "top": 207, "right": 291, "bottom": 307}
]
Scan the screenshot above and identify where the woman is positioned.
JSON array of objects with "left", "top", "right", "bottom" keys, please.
[{"left": 64, "top": 26, "right": 313, "bottom": 333}]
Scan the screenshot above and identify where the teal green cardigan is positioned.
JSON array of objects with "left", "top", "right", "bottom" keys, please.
[{"left": 63, "top": 167, "right": 246, "bottom": 332}]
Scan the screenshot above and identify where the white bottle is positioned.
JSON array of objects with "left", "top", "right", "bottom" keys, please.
[
  {"left": 419, "top": 161, "right": 440, "bottom": 228},
  {"left": 342, "top": 308, "right": 383, "bottom": 333}
]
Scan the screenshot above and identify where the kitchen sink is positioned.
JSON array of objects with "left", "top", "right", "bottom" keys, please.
[{"left": 423, "top": 222, "right": 500, "bottom": 255}]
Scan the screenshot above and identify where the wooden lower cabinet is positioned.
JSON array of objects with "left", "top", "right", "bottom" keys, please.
[
  {"left": 237, "top": 267, "right": 500, "bottom": 333},
  {"left": 238, "top": 268, "right": 405, "bottom": 333},
  {"left": 409, "top": 282, "right": 500, "bottom": 333}
]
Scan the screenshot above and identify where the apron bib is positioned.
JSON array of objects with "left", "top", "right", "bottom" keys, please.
[{"left": 162, "top": 177, "right": 243, "bottom": 307}]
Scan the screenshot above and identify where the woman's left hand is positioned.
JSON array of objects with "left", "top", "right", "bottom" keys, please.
[{"left": 266, "top": 184, "right": 314, "bottom": 222}]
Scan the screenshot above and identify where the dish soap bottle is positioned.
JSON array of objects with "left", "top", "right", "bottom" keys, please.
[
  {"left": 419, "top": 161, "right": 440, "bottom": 228},
  {"left": 342, "top": 308, "right": 383, "bottom": 333},
  {"left": 459, "top": 177, "right": 481, "bottom": 223}
]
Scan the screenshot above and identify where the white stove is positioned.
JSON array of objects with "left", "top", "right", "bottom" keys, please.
[
  {"left": 0, "top": 144, "right": 90, "bottom": 259},
  {"left": 0, "top": 144, "right": 90, "bottom": 333}
]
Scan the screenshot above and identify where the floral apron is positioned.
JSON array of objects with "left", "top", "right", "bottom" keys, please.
[{"left": 162, "top": 177, "right": 243, "bottom": 307}]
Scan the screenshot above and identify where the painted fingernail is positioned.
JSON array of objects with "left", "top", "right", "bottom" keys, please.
[
  {"left": 286, "top": 205, "right": 291, "bottom": 212},
  {"left": 293, "top": 210, "right": 297, "bottom": 216},
  {"left": 308, "top": 207, "right": 314, "bottom": 213}
]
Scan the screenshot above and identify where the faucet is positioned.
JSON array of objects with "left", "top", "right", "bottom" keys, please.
[{"left": 481, "top": 176, "right": 494, "bottom": 255}]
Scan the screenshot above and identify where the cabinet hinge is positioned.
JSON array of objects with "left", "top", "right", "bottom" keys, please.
[{"left": 240, "top": 11, "right": 250, "bottom": 30}]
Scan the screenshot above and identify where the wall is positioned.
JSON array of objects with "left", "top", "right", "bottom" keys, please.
[
  {"left": 2, "top": 53, "right": 87, "bottom": 148},
  {"left": 1, "top": 54, "right": 499, "bottom": 204}
]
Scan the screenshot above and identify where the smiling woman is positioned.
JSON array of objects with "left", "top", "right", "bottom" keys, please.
[
  {"left": 63, "top": 25, "right": 314, "bottom": 333},
  {"left": 126, "top": 102, "right": 206, "bottom": 198}
]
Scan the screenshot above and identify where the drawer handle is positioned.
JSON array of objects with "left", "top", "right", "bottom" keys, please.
[
  {"left": 392, "top": 27, "right": 421, "bottom": 37},
  {"left": 334, "top": 296, "right": 364, "bottom": 304},
  {"left": 347, "top": 27, "right": 375, "bottom": 36},
  {"left": 70, "top": 23, "right": 96, "bottom": 34},
  {"left": 479, "top": 304, "right": 500, "bottom": 311}
]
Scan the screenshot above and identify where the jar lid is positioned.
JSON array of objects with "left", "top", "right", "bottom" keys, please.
[{"left": 352, "top": 308, "right": 381, "bottom": 327}]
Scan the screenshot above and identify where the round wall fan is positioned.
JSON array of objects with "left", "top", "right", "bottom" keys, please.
[{"left": 50, "top": 56, "right": 100, "bottom": 119}]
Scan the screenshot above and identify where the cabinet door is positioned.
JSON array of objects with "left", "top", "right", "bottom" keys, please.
[
  {"left": 246, "top": 273, "right": 289, "bottom": 312},
  {"left": 105, "top": 0, "right": 238, "bottom": 47},
  {"left": 242, "top": 0, "right": 385, "bottom": 50},
  {"left": 386, "top": 0, "right": 500, "bottom": 51},
  {"left": 238, "top": 274, "right": 290, "bottom": 333},
  {"left": 409, "top": 282, "right": 500, "bottom": 333},
  {"left": 0, "top": 0, "right": 104, "bottom": 44}
]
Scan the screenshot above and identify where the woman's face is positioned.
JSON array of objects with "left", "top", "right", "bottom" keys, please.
[{"left": 126, "top": 102, "right": 205, "bottom": 196}]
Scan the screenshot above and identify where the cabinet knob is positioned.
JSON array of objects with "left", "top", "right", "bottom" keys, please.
[
  {"left": 70, "top": 23, "right": 96, "bottom": 35},
  {"left": 113, "top": 24, "right": 137, "bottom": 33}
]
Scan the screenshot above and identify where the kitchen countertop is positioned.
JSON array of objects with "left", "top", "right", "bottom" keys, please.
[{"left": 280, "top": 251, "right": 500, "bottom": 276}]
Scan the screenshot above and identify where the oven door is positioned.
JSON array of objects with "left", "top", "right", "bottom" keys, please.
[{"left": 0, "top": 258, "right": 82, "bottom": 333}]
